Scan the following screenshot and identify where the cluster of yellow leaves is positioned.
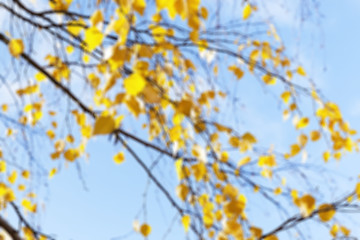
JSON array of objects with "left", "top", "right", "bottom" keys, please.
[
  {"left": 330, "top": 224, "right": 351, "bottom": 238},
  {"left": 44, "top": 55, "right": 71, "bottom": 81}
]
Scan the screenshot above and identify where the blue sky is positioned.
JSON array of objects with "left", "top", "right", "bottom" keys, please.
[{"left": 1, "top": 0, "right": 360, "bottom": 239}]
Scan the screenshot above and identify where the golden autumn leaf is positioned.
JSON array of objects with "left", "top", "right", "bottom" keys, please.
[
  {"left": 93, "top": 115, "right": 116, "bottom": 135},
  {"left": 297, "top": 66, "right": 307, "bottom": 76},
  {"left": 258, "top": 155, "right": 276, "bottom": 167},
  {"left": 133, "top": 0, "right": 146, "bottom": 15},
  {"left": 64, "top": 148, "right": 80, "bottom": 162},
  {"left": 340, "top": 226, "right": 350, "bottom": 236},
  {"left": 310, "top": 130, "right": 321, "bottom": 141},
  {"left": 262, "top": 74, "right": 276, "bottom": 85},
  {"left": 49, "top": 168, "right": 57, "bottom": 179},
  {"left": 323, "top": 150, "right": 331, "bottom": 162},
  {"left": 238, "top": 156, "right": 251, "bottom": 167},
  {"left": 228, "top": 65, "right": 244, "bottom": 80},
  {"left": 8, "top": 39, "right": 24, "bottom": 58},
  {"left": 0, "top": 161, "right": 6, "bottom": 173},
  {"left": 290, "top": 144, "right": 301, "bottom": 156},
  {"left": 176, "top": 184, "right": 189, "bottom": 201},
  {"left": 191, "top": 162, "right": 206, "bottom": 181},
  {"left": 140, "top": 223, "right": 151, "bottom": 237},
  {"left": 295, "top": 194, "right": 316, "bottom": 217},
  {"left": 113, "top": 152, "right": 125, "bottom": 164},
  {"left": 124, "top": 73, "right": 147, "bottom": 96},
  {"left": 296, "top": 117, "right": 309, "bottom": 129},
  {"left": 181, "top": 215, "right": 191, "bottom": 232},
  {"left": 243, "top": 3, "right": 252, "bottom": 20},
  {"left": 250, "top": 226, "right": 262, "bottom": 238},
  {"left": 21, "top": 170, "right": 30, "bottom": 179},
  {"left": 84, "top": 27, "right": 104, "bottom": 52},
  {"left": 8, "top": 171, "right": 17, "bottom": 184},
  {"left": 318, "top": 204, "right": 336, "bottom": 222},
  {"left": 21, "top": 199, "right": 37, "bottom": 213},
  {"left": 281, "top": 91, "right": 291, "bottom": 104},
  {"left": 90, "top": 10, "right": 103, "bottom": 26},
  {"left": 355, "top": 182, "right": 360, "bottom": 199}
]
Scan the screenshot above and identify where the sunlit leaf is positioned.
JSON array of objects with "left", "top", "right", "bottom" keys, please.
[
  {"left": 93, "top": 115, "right": 116, "bottom": 135},
  {"left": 8, "top": 39, "right": 24, "bottom": 58},
  {"left": 318, "top": 204, "right": 336, "bottom": 222}
]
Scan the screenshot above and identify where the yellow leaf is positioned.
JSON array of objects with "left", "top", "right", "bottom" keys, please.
[
  {"left": 125, "top": 96, "right": 143, "bottom": 117},
  {"left": 228, "top": 65, "right": 244, "bottom": 80},
  {"left": 177, "top": 99, "right": 193, "bottom": 116},
  {"left": 356, "top": 183, "right": 360, "bottom": 199},
  {"left": 90, "top": 10, "right": 103, "bottom": 26},
  {"left": 0, "top": 161, "right": 6, "bottom": 173},
  {"left": 243, "top": 3, "right": 252, "bottom": 20},
  {"left": 297, "top": 66, "right": 306, "bottom": 76},
  {"left": 330, "top": 224, "right": 339, "bottom": 237},
  {"left": 175, "top": 158, "right": 184, "bottom": 180},
  {"left": 191, "top": 162, "right": 206, "bottom": 181},
  {"left": 323, "top": 150, "right": 331, "bottom": 162},
  {"left": 113, "top": 152, "right": 125, "bottom": 164},
  {"left": 200, "top": 7, "right": 208, "bottom": 19},
  {"left": 8, "top": 171, "right": 17, "bottom": 184},
  {"left": 35, "top": 72, "right": 46, "bottom": 82},
  {"left": 318, "top": 204, "right": 335, "bottom": 222},
  {"left": 140, "top": 223, "right": 151, "bottom": 237},
  {"left": 93, "top": 115, "right": 116, "bottom": 135},
  {"left": 273, "top": 187, "right": 282, "bottom": 195},
  {"left": 21, "top": 170, "right": 30, "bottom": 179},
  {"left": 46, "top": 130, "right": 56, "bottom": 140},
  {"left": 84, "top": 27, "right": 104, "bottom": 52},
  {"left": 18, "top": 184, "right": 26, "bottom": 191},
  {"left": 64, "top": 148, "right": 80, "bottom": 162},
  {"left": 290, "top": 144, "right": 301, "bottom": 156},
  {"left": 296, "top": 117, "right": 309, "bottom": 129},
  {"left": 310, "top": 130, "right": 321, "bottom": 141},
  {"left": 223, "top": 219, "right": 243, "bottom": 236},
  {"left": 238, "top": 156, "right": 251, "bottom": 167},
  {"left": 67, "top": 19, "right": 85, "bottom": 36},
  {"left": 66, "top": 45, "right": 74, "bottom": 55},
  {"left": 8, "top": 39, "right": 24, "bottom": 58},
  {"left": 124, "top": 73, "right": 146, "bottom": 96},
  {"left": 340, "top": 226, "right": 350, "bottom": 236},
  {"left": 220, "top": 151, "right": 229, "bottom": 162},
  {"left": 258, "top": 155, "right": 276, "bottom": 167},
  {"left": 181, "top": 215, "right": 191, "bottom": 232},
  {"left": 143, "top": 85, "right": 161, "bottom": 103},
  {"left": 176, "top": 184, "right": 189, "bottom": 201},
  {"left": 49, "top": 168, "right": 57, "bottom": 179},
  {"left": 250, "top": 226, "right": 262, "bottom": 238},
  {"left": 21, "top": 199, "right": 37, "bottom": 213},
  {"left": 39, "top": 235, "right": 47, "bottom": 240},
  {"left": 281, "top": 91, "right": 291, "bottom": 104},
  {"left": 298, "top": 134, "right": 308, "bottom": 147},
  {"left": 295, "top": 194, "right": 316, "bottom": 217},
  {"left": 262, "top": 74, "right": 276, "bottom": 85},
  {"left": 133, "top": 0, "right": 146, "bottom": 15}
]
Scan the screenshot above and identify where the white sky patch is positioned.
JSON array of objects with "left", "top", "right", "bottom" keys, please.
[
  {"left": 348, "top": 99, "right": 360, "bottom": 117},
  {"left": 257, "top": 0, "right": 298, "bottom": 28}
]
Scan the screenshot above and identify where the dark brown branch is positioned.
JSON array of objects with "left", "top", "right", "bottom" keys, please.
[{"left": 0, "top": 214, "right": 22, "bottom": 240}]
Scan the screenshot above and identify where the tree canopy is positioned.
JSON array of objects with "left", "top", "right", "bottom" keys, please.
[{"left": 0, "top": 0, "right": 359, "bottom": 239}]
